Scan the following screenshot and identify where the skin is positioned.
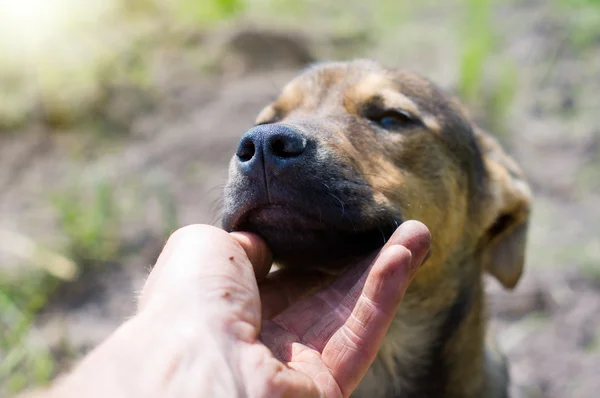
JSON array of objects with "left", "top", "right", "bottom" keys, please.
[{"left": 35, "top": 221, "right": 430, "bottom": 398}]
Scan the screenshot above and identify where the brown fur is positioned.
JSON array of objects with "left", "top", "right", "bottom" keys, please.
[{"left": 224, "top": 60, "right": 531, "bottom": 397}]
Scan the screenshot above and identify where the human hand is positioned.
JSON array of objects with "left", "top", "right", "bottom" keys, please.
[{"left": 46, "top": 221, "right": 430, "bottom": 398}]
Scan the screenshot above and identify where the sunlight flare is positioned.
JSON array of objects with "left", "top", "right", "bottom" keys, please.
[{"left": 0, "top": 0, "right": 68, "bottom": 48}]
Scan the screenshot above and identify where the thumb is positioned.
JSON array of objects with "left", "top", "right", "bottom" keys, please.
[{"left": 137, "top": 225, "right": 263, "bottom": 332}]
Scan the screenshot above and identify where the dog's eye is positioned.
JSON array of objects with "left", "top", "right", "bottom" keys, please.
[{"left": 368, "top": 109, "right": 417, "bottom": 129}]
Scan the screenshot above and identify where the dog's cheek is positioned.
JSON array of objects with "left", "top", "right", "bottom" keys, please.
[
  {"left": 366, "top": 145, "right": 470, "bottom": 267},
  {"left": 407, "top": 174, "right": 469, "bottom": 270}
]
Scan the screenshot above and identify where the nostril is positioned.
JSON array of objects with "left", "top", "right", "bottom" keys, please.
[
  {"left": 270, "top": 134, "right": 307, "bottom": 159},
  {"left": 270, "top": 137, "right": 287, "bottom": 158},
  {"left": 236, "top": 137, "right": 255, "bottom": 162}
]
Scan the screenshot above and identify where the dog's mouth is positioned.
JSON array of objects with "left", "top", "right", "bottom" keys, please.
[{"left": 225, "top": 204, "right": 401, "bottom": 272}]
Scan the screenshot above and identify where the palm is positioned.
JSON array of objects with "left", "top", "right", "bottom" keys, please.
[
  {"left": 254, "top": 222, "right": 429, "bottom": 398},
  {"left": 260, "top": 261, "right": 375, "bottom": 398}
]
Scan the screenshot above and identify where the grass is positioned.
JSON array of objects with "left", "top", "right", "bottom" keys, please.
[
  {"left": 0, "top": 247, "right": 66, "bottom": 395},
  {"left": 566, "top": 2, "right": 600, "bottom": 64},
  {"left": 0, "top": 0, "right": 520, "bottom": 133},
  {"left": 457, "top": 0, "right": 520, "bottom": 136},
  {"left": 458, "top": 0, "right": 495, "bottom": 102},
  {"left": 0, "top": 179, "right": 124, "bottom": 395},
  {"left": 175, "top": 0, "right": 245, "bottom": 24},
  {"left": 6, "top": 0, "right": 598, "bottom": 136},
  {"left": 560, "top": 0, "right": 600, "bottom": 7},
  {"left": 52, "top": 180, "right": 122, "bottom": 266},
  {"left": 485, "top": 59, "right": 519, "bottom": 136},
  {"left": 1, "top": 174, "right": 181, "bottom": 395},
  {"left": 0, "top": 273, "right": 57, "bottom": 395}
]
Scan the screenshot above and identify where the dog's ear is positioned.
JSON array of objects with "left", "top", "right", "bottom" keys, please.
[{"left": 476, "top": 129, "right": 531, "bottom": 289}]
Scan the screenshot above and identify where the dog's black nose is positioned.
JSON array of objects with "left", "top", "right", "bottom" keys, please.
[{"left": 236, "top": 124, "right": 307, "bottom": 177}]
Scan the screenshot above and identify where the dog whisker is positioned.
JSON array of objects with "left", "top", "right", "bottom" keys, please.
[
  {"left": 320, "top": 182, "right": 358, "bottom": 233},
  {"left": 377, "top": 225, "right": 386, "bottom": 245}
]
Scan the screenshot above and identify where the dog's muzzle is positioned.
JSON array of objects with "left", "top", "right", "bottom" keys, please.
[{"left": 223, "top": 123, "right": 400, "bottom": 271}]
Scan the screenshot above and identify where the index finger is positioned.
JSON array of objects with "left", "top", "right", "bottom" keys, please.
[{"left": 321, "top": 245, "right": 417, "bottom": 396}]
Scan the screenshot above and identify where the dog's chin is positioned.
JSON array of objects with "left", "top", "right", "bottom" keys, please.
[{"left": 227, "top": 205, "right": 399, "bottom": 273}]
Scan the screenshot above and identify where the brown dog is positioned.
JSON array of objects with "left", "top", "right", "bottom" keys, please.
[{"left": 223, "top": 60, "right": 531, "bottom": 398}]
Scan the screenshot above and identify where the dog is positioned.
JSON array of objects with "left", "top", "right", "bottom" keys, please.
[{"left": 222, "top": 59, "right": 531, "bottom": 398}]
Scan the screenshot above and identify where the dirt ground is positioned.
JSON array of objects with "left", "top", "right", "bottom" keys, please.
[{"left": 1, "top": 1, "right": 600, "bottom": 397}]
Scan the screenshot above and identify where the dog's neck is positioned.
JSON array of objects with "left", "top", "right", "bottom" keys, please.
[{"left": 353, "top": 253, "right": 489, "bottom": 398}]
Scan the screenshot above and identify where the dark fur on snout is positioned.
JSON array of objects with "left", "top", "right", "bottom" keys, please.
[
  {"left": 223, "top": 60, "right": 531, "bottom": 398},
  {"left": 222, "top": 119, "right": 402, "bottom": 271}
]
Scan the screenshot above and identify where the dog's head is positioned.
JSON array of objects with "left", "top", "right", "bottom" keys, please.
[{"left": 223, "top": 60, "right": 530, "bottom": 288}]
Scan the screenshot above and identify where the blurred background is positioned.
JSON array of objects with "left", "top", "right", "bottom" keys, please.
[{"left": 0, "top": 0, "right": 599, "bottom": 396}]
